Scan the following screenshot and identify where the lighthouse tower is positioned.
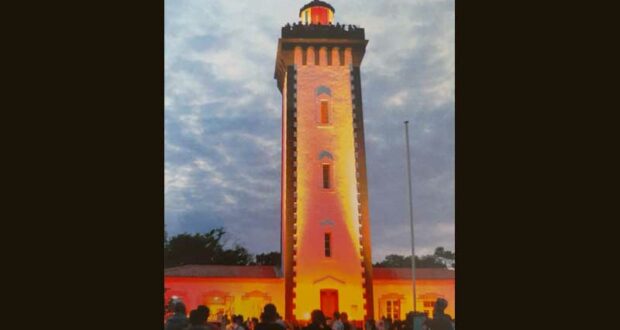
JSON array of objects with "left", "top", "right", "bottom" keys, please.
[{"left": 275, "top": 1, "right": 373, "bottom": 322}]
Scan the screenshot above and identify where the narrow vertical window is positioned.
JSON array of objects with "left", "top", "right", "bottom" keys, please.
[
  {"left": 322, "top": 164, "right": 330, "bottom": 189},
  {"left": 320, "top": 100, "right": 329, "bottom": 124},
  {"left": 324, "top": 233, "right": 331, "bottom": 257}
]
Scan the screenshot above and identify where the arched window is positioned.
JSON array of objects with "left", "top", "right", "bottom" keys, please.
[
  {"left": 324, "top": 232, "right": 332, "bottom": 257},
  {"left": 316, "top": 86, "right": 332, "bottom": 125},
  {"left": 318, "top": 150, "right": 334, "bottom": 190},
  {"left": 322, "top": 163, "right": 331, "bottom": 189},
  {"left": 320, "top": 100, "right": 329, "bottom": 124}
]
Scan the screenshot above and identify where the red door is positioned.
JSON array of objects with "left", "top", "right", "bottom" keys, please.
[{"left": 320, "top": 289, "right": 339, "bottom": 319}]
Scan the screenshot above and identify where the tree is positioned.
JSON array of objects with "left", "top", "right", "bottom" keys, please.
[
  {"left": 373, "top": 247, "right": 455, "bottom": 269},
  {"left": 216, "top": 244, "right": 253, "bottom": 265},
  {"left": 434, "top": 247, "right": 455, "bottom": 259},
  {"left": 164, "top": 228, "right": 253, "bottom": 268},
  {"left": 415, "top": 255, "right": 447, "bottom": 268},
  {"left": 434, "top": 246, "right": 455, "bottom": 268},
  {"left": 254, "top": 251, "right": 282, "bottom": 266},
  {"left": 374, "top": 254, "right": 412, "bottom": 268}
]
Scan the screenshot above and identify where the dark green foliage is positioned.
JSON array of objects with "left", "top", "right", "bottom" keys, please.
[
  {"left": 434, "top": 246, "right": 455, "bottom": 268},
  {"left": 416, "top": 254, "right": 447, "bottom": 268},
  {"left": 374, "top": 254, "right": 413, "bottom": 268},
  {"left": 254, "top": 251, "right": 282, "bottom": 266},
  {"left": 164, "top": 228, "right": 253, "bottom": 267},
  {"left": 373, "top": 247, "right": 455, "bottom": 269},
  {"left": 434, "top": 246, "right": 455, "bottom": 259}
]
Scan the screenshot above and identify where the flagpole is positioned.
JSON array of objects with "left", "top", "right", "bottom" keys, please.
[{"left": 404, "top": 120, "right": 417, "bottom": 315}]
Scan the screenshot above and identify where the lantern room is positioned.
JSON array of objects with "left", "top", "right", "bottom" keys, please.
[{"left": 299, "top": 0, "right": 335, "bottom": 25}]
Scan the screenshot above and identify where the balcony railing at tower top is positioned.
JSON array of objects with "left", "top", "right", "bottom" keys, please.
[{"left": 281, "top": 22, "right": 365, "bottom": 40}]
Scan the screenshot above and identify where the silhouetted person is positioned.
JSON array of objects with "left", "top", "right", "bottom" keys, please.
[
  {"left": 165, "top": 299, "right": 177, "bottom": 322},
  {"left": 291, "top": 319, "right": 302, "bottom": 330},
  {"left": 196, "top": 305, "right": 217, "bottom": 330},
  {"left": 342, "top": 312, "right": 358, "bottom": 330},
  {"left": 365, "top": 319, "right": 376, "bottom": 330},
  {"left": 223, "top": 314, "right": 231, "bottom": 330},
  {"left": 233, "top": 315, "right": 247, "bottom": 330},
  {"left": 197, "top": 305, "right": 208, "bottom": 314},
  {"left": 275, "top": 312, "right": 287, "bottom": 329},
  {"left": 383, "top": 317, "right": 391, "bottom": 330},
  {"left": 424, "top": 299, "right": 453, "bottom": 330},
  {"left": 251, "top": 317, "right": 260, "bottom": 330},
  {"left": 305, "top": 310, "right": 328, "bottom": 330},
  {"left": 332, "top": 312, "right": 344, "bottom": 330},
  {"left": 377, "top": 317, "right": 385, "bottom": 330},
  {"left": 256, "top": 304, "right": 285, "bottom": 330},
  {"left": 227, "top": 315, "right": 237, "bottom": 330},
  {"left": 402, "top": 312, "right": 414, "bottom": 330},
  {"left": 166, "top": 301, "right": 189, "bottom": 330},
  {"left": 188, "top": 309, "right": 212, "bottom": 330}
]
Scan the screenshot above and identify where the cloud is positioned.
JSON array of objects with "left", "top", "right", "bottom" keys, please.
[{"left": 165, "top": 0, "right": 454, "bottom": 261}]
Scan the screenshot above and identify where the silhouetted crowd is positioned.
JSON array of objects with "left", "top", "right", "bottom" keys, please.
[{"left": 165, "top": 299, "right": 454, "bottom": 330}]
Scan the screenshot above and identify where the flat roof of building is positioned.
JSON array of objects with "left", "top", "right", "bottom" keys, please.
[
  {"left": 165, "top": 265, "right": 280, "bottom": 278},
  {"left": 164, "top": 265, "right": 454, "bottom": 280},
  {"left": 372, "top": 267, "right": 455, "bottom": 280}
]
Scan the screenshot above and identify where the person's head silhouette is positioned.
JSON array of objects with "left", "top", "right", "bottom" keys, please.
[
  {"left": 190, "top": 309, "right": 207, "bottom": 326},
  {"left": 262, "top": 304, "right": 278, "bottom": 323},
  {"left": 311, "top": 310, "right": 326, "bottom": 326},
  {"left": 174, "top": 302, "right": 187, "bottom": 315},
  {"left": 196, "top": 305, "right": 209, "bottom": 323},
  {"left": 433, "top": 298, "right": 448, "bottom": 317}
]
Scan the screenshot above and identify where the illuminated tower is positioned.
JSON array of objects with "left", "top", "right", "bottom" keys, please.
[{"left": 275, "top": 1, "right": 373, "bottom": 322}]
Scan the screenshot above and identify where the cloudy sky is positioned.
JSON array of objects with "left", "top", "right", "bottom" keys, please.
[{"left": 165, "top": 0, "right": 454, "bottom": 261}]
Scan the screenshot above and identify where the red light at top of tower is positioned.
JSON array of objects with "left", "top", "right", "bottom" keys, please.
[{"left": 299, "top": 0, "right": 335, "bottom": 25}]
